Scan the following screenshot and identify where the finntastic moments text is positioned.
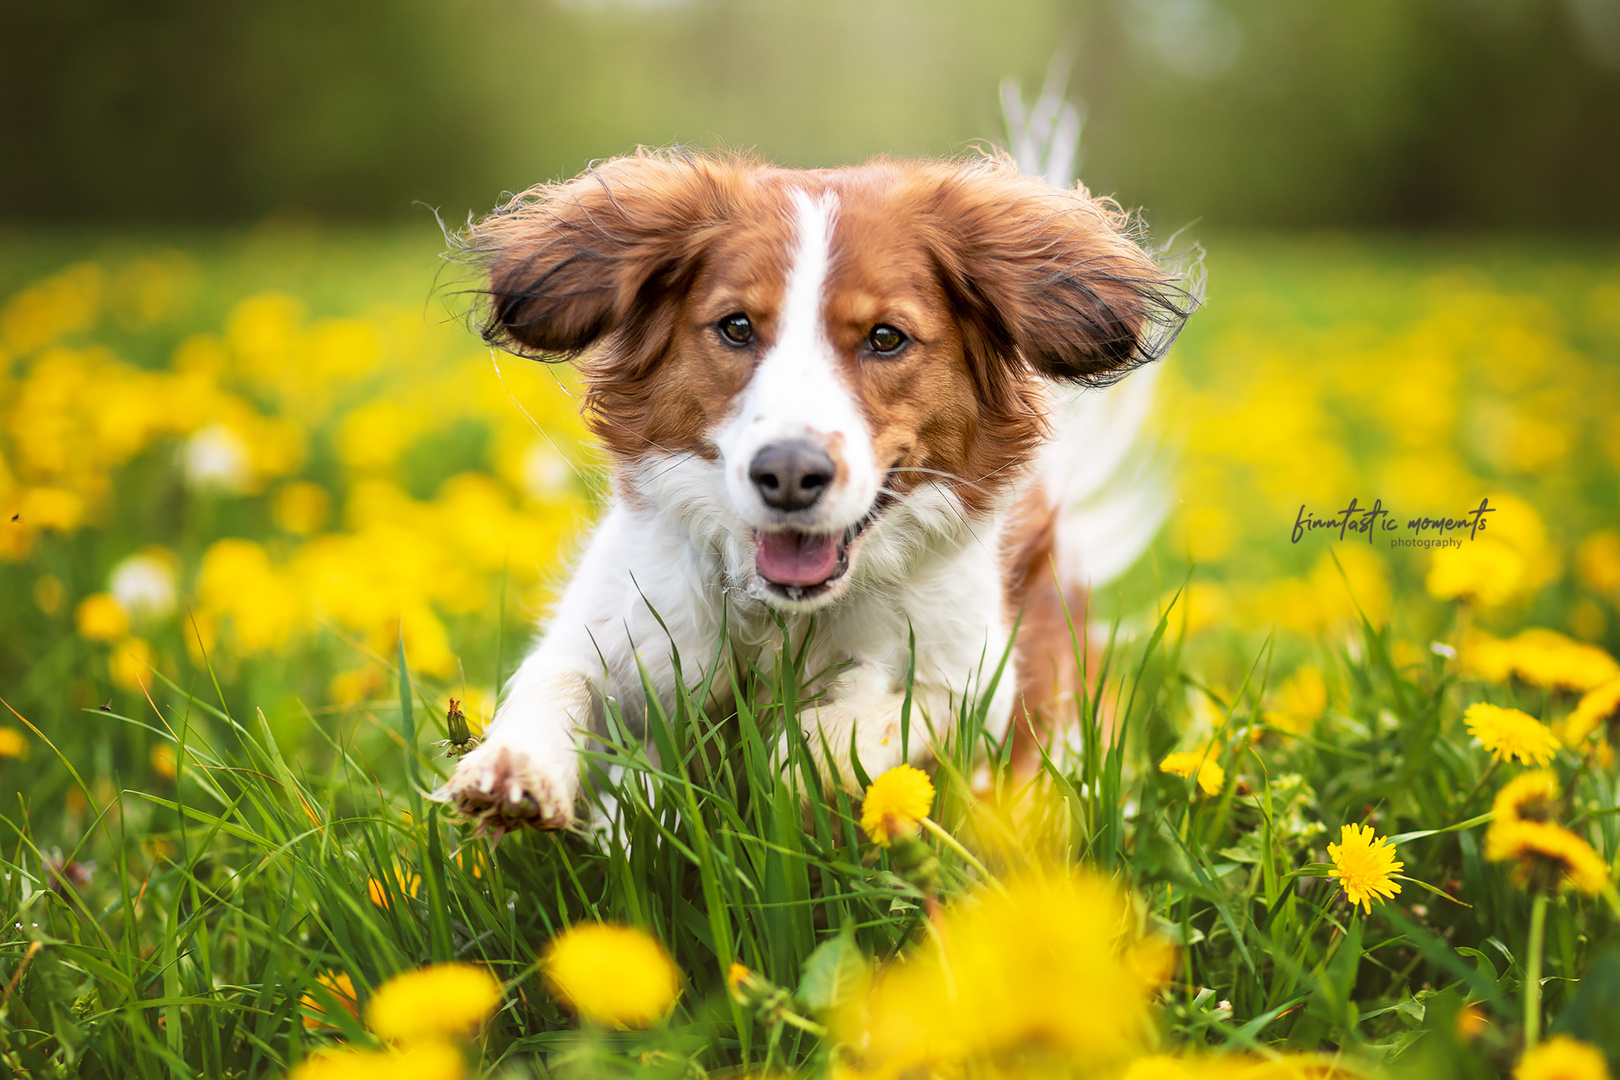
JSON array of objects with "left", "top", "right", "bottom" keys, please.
[{"left": 1291, "top": 497, "right": 1496, "bottom": 548}]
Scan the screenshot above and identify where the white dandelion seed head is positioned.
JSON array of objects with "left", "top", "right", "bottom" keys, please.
[
  {"left": 182, "top": 424, "right": 252, "bottom": 493},
  {"left": 109, "top": 551, "right": 177, "bottom": 621}
]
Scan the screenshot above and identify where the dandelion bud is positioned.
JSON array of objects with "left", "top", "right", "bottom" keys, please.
[
  {"left": 887, "top": 831, "right": 939, "bottom": 894},
  {"left": 446, "top": 698, "right": 470, "bottom": 746}
]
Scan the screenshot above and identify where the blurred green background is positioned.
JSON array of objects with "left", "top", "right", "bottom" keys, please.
[{"left": 4, "top": 0, "right": 1619, "bottom": 230}]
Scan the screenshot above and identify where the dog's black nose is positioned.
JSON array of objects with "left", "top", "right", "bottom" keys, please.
[{"left": 749, "top": 440, "right": 835, "bottom": 511}]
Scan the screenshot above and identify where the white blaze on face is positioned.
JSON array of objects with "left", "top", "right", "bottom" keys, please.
[{"left": 716, "top": 190, "right": 879, "bottom": 534}]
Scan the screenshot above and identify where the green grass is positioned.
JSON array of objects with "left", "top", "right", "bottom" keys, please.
[{"left": 5, "top": 595, "right": 1617, "bottom": 1077}]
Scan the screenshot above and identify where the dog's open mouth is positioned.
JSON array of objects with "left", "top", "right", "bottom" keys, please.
[{"left": 753, "top": 498, "right": 890, "bottom": 599}]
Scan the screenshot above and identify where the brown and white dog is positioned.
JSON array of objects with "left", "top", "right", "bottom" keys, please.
[{"left": 437, "top": 150, "right": 1195, "bottom": 833}]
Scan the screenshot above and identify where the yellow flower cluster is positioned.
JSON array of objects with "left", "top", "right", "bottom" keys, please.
[
  {"left": 1425, "top": 493, "right": 1560, "bottom": 610},
  {"left": 1462, "top": 629, "right": 1620, "bottom": 692},
  {"left": 1160, "top": 546, "right": 1391, "bottom": 640},
  {"left": 186, "top": 471, "right": 587, "bottom": 681},
  {"left": 288, "top": 962, "right": 501, "bottom": 1080},
  {"left": 4, "top": 257, "right": 596, "bottom": 703},
  {"left": 1163, "top": 270, "right": 1613, "bottom": 638}
]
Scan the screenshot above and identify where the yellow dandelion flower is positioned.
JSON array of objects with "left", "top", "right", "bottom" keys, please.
[
  {"left": 19, "top": 486, "right": 84, "bottom": 533},
  {"left": 541, "top": 922, "right": 681, "bottom": 1028},
  {"left": 1515, "top": 1035, "right": 1611, "bottom": 1080},
  {"left": 1465, "top": 703, "right": 1561, "bottom": 766},
  {"left": 383, "top": 1042, "right": 468, "bottom": 1080},
  {"left": 1456, "top": 1003, "right": 1488, "bottom": 1040},
  {"left": 150, "top": 744, "right": 177, "bottom": 780},
  {"left": 300, "top": 970, "right": 358, "bottom": 1030},
  {"left": 1265, "top": 666, "right": 1327, "bottom": 736},
  {"left": 1426, "top": 540, "right": 1525, "bottom": 608},
  {"left": 1461, "top": 628, "right": 1515, "bottom": 684},
  {"left": 110, "top": 636, "right": 155, "bottom": 691},
  {"left": 1492, "top": 770, "right": 1561, "bottom": 826},
  {"left": 1122, "top": 1054, "right": 1197, "bottom": 1080},
  {"left": 860, "top": 765, "right": 936, "bottom": 845},
  {"left": 834, "top": 870, "right": 1171, "bottom": 1070},
  {"left": 367, "top": 868, "right": 421, "bottom": 908},
  {"left": 1505, "top": 629, "right": 1620, "bottom": 692},
  {"left": 0, "top": 727, "right": 27, "bottom": 759},
  {"left": 273, "top": 480, "right": 331, "bottom": 536},
  {"left": 725, "top": 962, "right": 750, "bottom": 999},
  {"left": 365, "top": 961, "right": 501, "bottom": 1043},
  {"left": 1124, "top": 1052, "right": 1345, "bottom": 1080},
  {"left": 75, "top": 592, "right": 129, "bottom": 643},
  {"left": 1561, "top": 679, "right": 1620, "bottom": 748},
  {"left": 1485, "top": 819, "right": 1611, "bottom": 895},
  {"left": 286, "top": 1041, "right": 465, "bottom": 1080},
  {"left": 1163, "top": 580, "right": 1230, "bottom": 638},
  {"left": 1328, "top": 823, "right": 1403, "bottom": 913},
  {"left": 1577, "top": 531, "right": 1620, "bottom": 596},
  {"left": 285, "top": 1048, "right": 383, "bottom": 1080},
  {"left": 1159, "top": 752, "right": 1225, "bottom": 797}
]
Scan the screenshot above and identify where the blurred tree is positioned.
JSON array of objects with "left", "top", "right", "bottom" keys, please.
[{"left": 1, "top": 0, "right": 1615, "bottom": 229}]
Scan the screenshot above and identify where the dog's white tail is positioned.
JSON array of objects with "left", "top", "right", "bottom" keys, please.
[{"left": 1004, "top": 58, "right": 1174, "bottom": 590}]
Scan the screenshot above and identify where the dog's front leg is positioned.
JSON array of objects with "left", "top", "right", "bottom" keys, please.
[
  {"left": 436, "top": 657, "right": 594, "bottom": 833},
  {"left": 799, "top": 645, "right": 1017, "bottom": 796},
  {"left": 798, "top": 663, "right": 925, "bottom": 794},
  {"left": 434, "top": 504, "right": 648, "bottom": 834}
]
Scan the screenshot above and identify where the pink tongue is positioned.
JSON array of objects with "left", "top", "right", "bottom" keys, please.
[{"left": 756, "top": 530, "right": 840, "bottom": 587}]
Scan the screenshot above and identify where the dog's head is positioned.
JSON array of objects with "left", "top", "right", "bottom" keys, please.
[{"left": 467, "top": 150, "right": 1194, "bottom": 611}]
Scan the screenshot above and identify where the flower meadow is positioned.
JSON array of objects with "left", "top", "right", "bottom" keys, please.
[{"left": 1, "top": 230, "right": 1618, "bottom": 1080}]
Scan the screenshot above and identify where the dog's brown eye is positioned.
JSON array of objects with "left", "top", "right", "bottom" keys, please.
[
  {"left": 867, "top": 324, "right": 906, "bottom": 355},
  {"left": 718, "top": 312, "right": 754, "bottom": 346}
]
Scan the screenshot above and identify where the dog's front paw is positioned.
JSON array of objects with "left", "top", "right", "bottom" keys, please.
[{"left": 434, "top": 741, "right": 578, "bottom": 835}]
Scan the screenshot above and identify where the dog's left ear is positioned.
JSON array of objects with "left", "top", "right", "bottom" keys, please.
[{"left": 928, "top": 162, "right": 1201, "bottom": 385}]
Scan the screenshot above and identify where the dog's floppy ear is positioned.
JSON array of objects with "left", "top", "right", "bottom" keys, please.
[
  {"left": 927, "top": 159, "right": 1201, "bottom": 386},
  {"left": 465, "top": 151, "right": 745, "bottom": 357}
]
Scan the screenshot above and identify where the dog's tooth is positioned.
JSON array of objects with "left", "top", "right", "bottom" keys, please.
[
  {"left": 509, "top": 779, "right": 525, "bottom": 804},
  {"left": 476, "top": 769, "right": 494, "bottom": 793}
]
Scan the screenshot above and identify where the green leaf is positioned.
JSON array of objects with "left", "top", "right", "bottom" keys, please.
[
  {"left": 797, "top": 926, "right": 866, "bottom": 1014},
  {"left": 398, "top": 634, "right": 422, "bottom": 821}
]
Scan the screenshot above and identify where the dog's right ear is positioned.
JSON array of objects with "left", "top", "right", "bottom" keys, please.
[{"left": 466, "top": 152, "right": 744, "bottom": 357}]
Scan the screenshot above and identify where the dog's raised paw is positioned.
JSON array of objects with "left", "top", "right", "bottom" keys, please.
[{"left": 432, "top": 742, "right": 576, "bottom": 833}]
